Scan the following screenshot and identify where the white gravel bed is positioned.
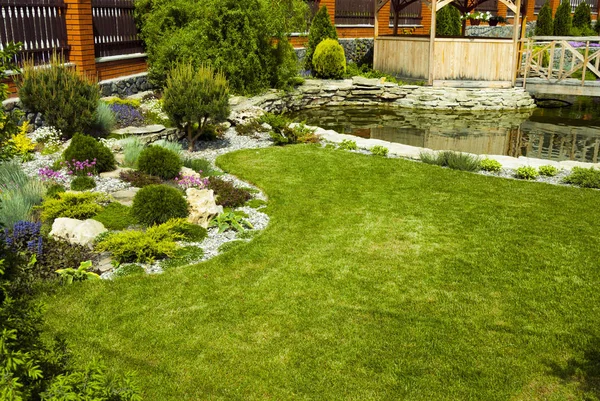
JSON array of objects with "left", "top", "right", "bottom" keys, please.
[
  {"left": 479, "top": 168, "right": 573, "bottom": 186},
  {"left": 183, "top": 127, "right": 272, "bottom": 163},
  {"left": 91, "top": 176, "right": 132, "bottom": 193}
]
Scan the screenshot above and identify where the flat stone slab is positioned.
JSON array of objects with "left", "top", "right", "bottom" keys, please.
[
  {"left": 111, "top": 187, "right": 140, "bottom": 206},
  {"left": 113, "top": 124, "right": 166, "bottom": 136}
]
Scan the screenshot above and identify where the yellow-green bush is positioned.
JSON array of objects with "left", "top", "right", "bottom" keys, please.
[{"left": 312, "top": 39, "right": 346, "bottom": 80}]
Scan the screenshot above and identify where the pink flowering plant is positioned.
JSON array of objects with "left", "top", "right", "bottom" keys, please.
[
  {"left": 61, "top": 158, "right": 97, "bottom": 177},
  {"left": 174, "top": 174, "right": 208, "bottom": 190},
  {"left": 38, "top": 166, "right": 68, "bottom": 185}
]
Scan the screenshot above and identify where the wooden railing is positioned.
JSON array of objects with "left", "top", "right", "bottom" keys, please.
[
  {"left": 0, "top": 0, "right": 69, "bottom": 64},
  {"left": 92, "top": 0, "right": 144, "bottom": 58},
  {"left": 520, "top": 36, "right": 600, "bottom": 86}
]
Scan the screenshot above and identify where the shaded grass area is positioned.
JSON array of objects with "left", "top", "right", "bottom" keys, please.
[{"left": 43, "top": 146, "right": 600, "bottom": 400}]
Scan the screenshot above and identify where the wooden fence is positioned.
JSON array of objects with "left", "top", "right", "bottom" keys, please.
[
  {"left": 0, "top": 0, "right": 69, "bottom": 64},
  {"left": 570, "top": 0, "right": 598, "bottom": 13},
  {"left": 92, "top": 0, "right": 144, "bottom": 58},
  {"left": 335, "top": 0, "right": 375, "bottom": 25}
]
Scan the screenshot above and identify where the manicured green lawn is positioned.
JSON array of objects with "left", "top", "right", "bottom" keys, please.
[{"left": 43, "top": 145, "right": 600, "bottom": 400}]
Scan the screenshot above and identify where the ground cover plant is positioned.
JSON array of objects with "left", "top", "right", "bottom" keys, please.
[{"left": 41, "top": 146, "right": 600, "bottom": 400}]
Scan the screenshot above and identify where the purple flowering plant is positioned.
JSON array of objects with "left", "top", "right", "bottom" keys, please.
[
  {"left": 174, "top": 174, "right": 209, "bottom": 190},
  {"left": 2, "top": 221, "right": 44, "bottom": 256},
  {"left": 38, "top": 166, "right": 68, "bottom": 185},
  {"left": 61, "top": 158, "right": 97, "bottom": 177},
  {"left": 110, "top": 104, "right": 145, "bottom": 128}
]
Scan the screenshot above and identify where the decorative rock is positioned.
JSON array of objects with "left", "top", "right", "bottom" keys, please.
[
  {"left": 50, "top": 218, "right": 107, "bottom": 247},
  {"left": 99, "top": 167, "right": 132, "bottom": 179},
  {"left": 113, "top": 124, "right": 166, "bottom": 136},
  {"left": 111, "top": 188, "right": 140, "bottom": 206},
  {"left": 180, "top": 166, "right": 201, "bottom": 178},
  {"left": 186, "top": 188, "right": 223, "bottom": 229},
  {"left": 95, "top": 252, "right": 114, "bottom": 273}
]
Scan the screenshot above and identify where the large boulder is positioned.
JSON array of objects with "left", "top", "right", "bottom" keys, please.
[
  {"left": 186, "top": 188, "right": 223, "bottom": 228},
  {"left": 50, "top": 218, "right": 107, "bottom": 247}
]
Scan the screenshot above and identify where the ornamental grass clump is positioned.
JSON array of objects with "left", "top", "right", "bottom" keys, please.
[
  {"left": 131, "top": 184, "right": 189, "bottom": 226},
  {"left": 163, "top": 62, "right": 230, "bottom": 151},
  {"left": 120, "top": 136, "right": 145, "bottom": 168},
  {"left": 17, "top": 55, "right": 99, "bottom": 139},
  {"left": 0, "top": 161, "right": 45, "bottom": 226},
  {"left": 420, "top": 151, "right": 480, "bottom": 172},
  {"left": 137, "top": 146, "right": 182, "bottom": 180}
]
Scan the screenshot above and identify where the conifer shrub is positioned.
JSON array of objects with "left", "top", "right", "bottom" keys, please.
[
  {"left": 63, "top": 134, "right": 116, "bottom": 173},
  {"left": 535, "top": 2, "right": 554, "bottom": 36},
  {"left": 131, "top": 184, "right": 189, "bottom": 226},
  {"left": 436, "top": 6, "right": 462, "bottom": 36},
  {"left": 163, "top": 62, "right": 230, "bottom": 151},
  {"left": 572, "top": 2, "right": 591, "bottom": 30},
  {"left": 70, "top": 176, "right": 96, "bottom": 191},
  {"left": 92, "top": 202, "right": 138, "bottom": 230},
  {"left": 553, "top": 0, "right": 572, "bottom": 36},
  {"left": 39, "top": 192, "right": 106, "bottom": 222},
  {"left": 312, "top": 39, "right": 346, "bottom": 79},
  {"left": 17, "top": 55, "right": 99, "bottom": 139},
  {"left": 305, "top": 5, "right": 338, "bottom": 71},
  {"left": 45, "top": 184, "right": 66, "bottom": 199},
  {"left": 137, "top": 146, "right": 182, "bottom": 180},
  {"left": 119, "top": 170, "right": 163, "bottom": 188}
]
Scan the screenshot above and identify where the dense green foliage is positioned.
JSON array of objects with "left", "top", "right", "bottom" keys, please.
[
  {"left": 163, "top": 63, "right": 230, "bottom": 151},
  {"left": 42, "top": 146, "right": 600, "bottom": 400},
  {"left": 137, "top": 0, "right": 300, "bottom": 94},
  {"left": 479, "top": 158, "right": 502, "bottom": 172},
  {"left": 515, "top": 166, "right": 539, "bottom": 180},
  {"left": 119, "top": 170, "right": 163, "bottom": 188},
  {"left": 0, "top": 43, "right": 22, "bottom": 162},
  {"left": 137, "top": 146, "right": 182, "bottom": 180},
  {"left": 131, "top": 184, "right": 189, "bottom": 226},
  {"left": 564, "top": 166, "right": 600, "bottom": 188},
  {"left": 538, "top": 165, "right": 559, "bottom": 177},
  {"left": 535, "top": 2, "right": 554, "bottom": 36},
  {"left": 39, "top": 192, "right": 105, "bottom": 223},
  {"left": 17, "top": 56, "right": 99, "bottom": 139},
  {"left": 304, "top": 6, "right": 338, "bottom": 71},
  {"left": 269, "top": 123, "right": 318, "bottom": 146},
  {"left": 45, "top": 184, "right": 66, "bottom": 200},
  {"left": 207, "top": 177, "right": 252, "bottom": 208},
  {"left": 312, "top": 39, "right": 346, "bottom": 79},
  {"left": 553, "top": 0, "right": 572, "bottom": 36},
  {"left": 0, "top": 161, "right": 45, "bottom": 226},
  {"left": 70, "top": 176, "right": 97, "bottom": 191},
  {"left": 339, "top": 140, "right": 358, "bottom": 151},
  {"left": 63, "top": 134, "right": 116, "bottom": 174},
  {"left": 95, "top": 225, "right": 181, "bottom": 263},
  {"left": 183, "top": 158, "right": 222, "bottom": 177},
  {"left": 370, "top": 146, "right": 389, "bottom": 157},
  {"left": 420, "top": 151, "right": 481, "bottom": 172},
  {"left": 572, "top": 2, "right": 591, "bottom": 30},
  {"left": 436, "top": 6, "right": 462, "bottom": 36},
  {"left": 92, "top": 203, "right": 138, "bottom": 230}
]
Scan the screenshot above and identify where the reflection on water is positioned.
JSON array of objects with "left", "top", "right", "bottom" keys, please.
[{"left": 289, "top": 96, "right": 600, "bottom": 163}]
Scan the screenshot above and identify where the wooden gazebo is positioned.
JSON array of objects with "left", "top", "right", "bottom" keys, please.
[{"left": 373, "top": 0, "right": 523, "bottom": 86}]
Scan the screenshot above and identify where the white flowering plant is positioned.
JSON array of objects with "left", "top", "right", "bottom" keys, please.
[
  {"left": 461, "top": 11, "right": 492, "bottom": 21},
  {"left": 29, "top": 126, "right": 63, "bottom": 155}
]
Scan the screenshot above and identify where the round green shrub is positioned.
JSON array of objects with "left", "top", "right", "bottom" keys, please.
[
  {"left": 63, "top": 133, "right": 116, "bottom": 173},
  {"left": 45, "top": 184, "right": 66, "bottom": 199},
  {"left": 137, "top": 146, "right": 182, "bottom": 180},
  {"left": 70, "top": 176, "right": 96, "bottom": 191},
  {"left": 312, "top": 39, "right": 346, "bottom": 79},
  {"left": 131, "top": 184, "right": 189, "bottom": 226}
]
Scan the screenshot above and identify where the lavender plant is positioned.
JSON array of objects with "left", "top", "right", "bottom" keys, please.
[{"left": 110, "top": 104, "right": 145, "bottom": 128}]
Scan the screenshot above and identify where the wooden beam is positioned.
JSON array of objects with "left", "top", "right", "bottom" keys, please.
[
  {"left": 498, "top": 0, "right": 518, "bottom": 14},
  {"left": 511, "top": 0, "right": 521, "bottom": 86},
  {"left": 429, "top": 0, "right": 437, "bottom": 85},
  {"left": 436, "top": 0, "right": 454, "bottom": 11}
]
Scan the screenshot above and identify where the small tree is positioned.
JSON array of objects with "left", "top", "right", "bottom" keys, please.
[
  {"left": 436, "top": 6, "right": 462, "bottom": 36},
  {"left": 572, "top": 2, "right": 591, "bottom": 30},
  {"left": 163, "top": 62, "right": 230, "bottom": 151},
  {"left": 304, "top": 6, "right": 338, "bottom": 71},
  {"left": 535, "top": 2, "right": 554, "bottom": 35},
  {"left": 553, "top": 0, "right": 572, "bottom": 36}
]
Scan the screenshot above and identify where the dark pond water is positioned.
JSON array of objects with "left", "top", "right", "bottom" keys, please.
[{"left": 289, "top": 96, "right": 600, "bottom": 163}]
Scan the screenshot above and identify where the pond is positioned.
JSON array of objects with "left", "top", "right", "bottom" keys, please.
[{"left": 289, "top": 96, "right": 600, "bottom": 163}]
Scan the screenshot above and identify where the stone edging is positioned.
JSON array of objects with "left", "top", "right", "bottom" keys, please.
[{"left": 242, "top": 77, "right": 536, "bottom": 113}]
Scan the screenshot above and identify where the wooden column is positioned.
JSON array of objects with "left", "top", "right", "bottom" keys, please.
[
  {"left": 429, "top": 0, "right": 437, "bottom": 85},
  {"left": 65, "top": 0, "right": 97, "bottom": 78},
  {"left": 511, "top": 0, "right": 522, "bottom": 86}
]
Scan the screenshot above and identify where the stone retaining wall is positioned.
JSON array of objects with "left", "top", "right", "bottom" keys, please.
[
  {"left": 98, "top": 73, "right": 154, "bottom": 97},
  {"left": 466, "top": 22, "right": 536, "bottom": 38},
  {"left": 295, "top": 38, "right": 375, "bottom": 66},
  {"left": 246, "top": 77, "right": 536, "bottom": 113}
]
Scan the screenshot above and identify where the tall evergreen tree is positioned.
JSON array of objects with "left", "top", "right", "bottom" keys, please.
[
  {"left": 436, "top": 6, "right": 462, "bottom": 36},
  {"left": 572, "top": 2, "right": 591, "bottom": 30},
  {"left": 304, "top": 6, "right": 338, "bottom": 71},
  {"left": 553, "top": 0, "right": 572, "bottom": 36}
]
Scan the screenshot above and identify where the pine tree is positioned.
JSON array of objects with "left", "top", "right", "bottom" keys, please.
[
  {"left": 535, "top": 2, "right": 553, "bottom": 36},
  {"left": 572, "top": 2, "right": 591, "bottom": 30},
  {"left": 436, "top": 6, "right": 462, "bottom": 36},
  {"left": 553, "top": 0, "right": 572, "bottom": 36},
  {"left": 304, "top": 6, "right": 338, "bottom": 71}
]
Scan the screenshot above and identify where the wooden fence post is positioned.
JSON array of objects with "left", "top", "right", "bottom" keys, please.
[{"left": 64, "top": 0, "right": 97, "bottom": 78}]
